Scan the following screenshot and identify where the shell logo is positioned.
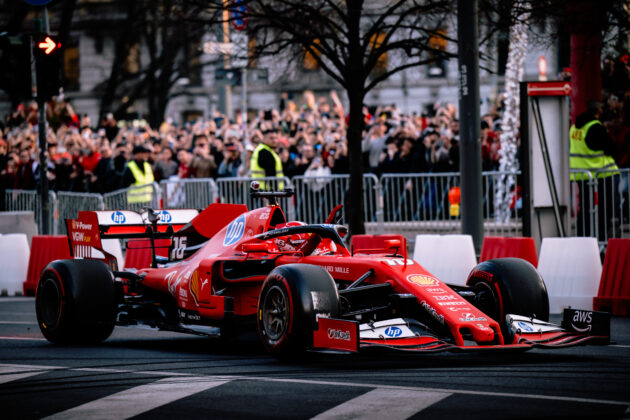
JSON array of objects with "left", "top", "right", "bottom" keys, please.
[{"left": 407, "top": 274, "right": 438, "bottom": 286}]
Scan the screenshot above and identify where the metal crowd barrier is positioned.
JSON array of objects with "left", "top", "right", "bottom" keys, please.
[
  {"left": 55, "top": 191, "right": 104, "bottom": 234},
  {"left": 569, "top": 170, "right": 596, "bottom": 239},
  {"left": 578, "top": 167, "right": 630, "bottom": 245},
  {"left": 3, "top": 189, "right": 57, "bottom": 235},
  {"left": 160, "top": 178, "right": 218, "bottom": 209},
  {"left": 102, "top": 182, "right": 161, "bottom": 212},
  {"left": 215, "top": 176, "right": 295, "bottom": 220},
  {"left": 379, "top": 171, "right": 522, "bottom": 236},
  {"left": 12, "top": 170, "right": 612, "bottom": 241},
  {"left": 292, "top": 174, "right": 381, "bottom": 226}
]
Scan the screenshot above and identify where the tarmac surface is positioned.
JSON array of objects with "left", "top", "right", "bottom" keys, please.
[{"left": 1, "top": 297, "right": 629, "bottom": 419}]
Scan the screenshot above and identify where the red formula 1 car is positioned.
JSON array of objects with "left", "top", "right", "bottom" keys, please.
[{"left": 35, "top": 187, "right": 610, "bottom": 357}]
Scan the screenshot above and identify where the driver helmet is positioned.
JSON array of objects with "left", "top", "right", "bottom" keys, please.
[{"left": 274, "top": 221, "right": 308, "bottom": 251}]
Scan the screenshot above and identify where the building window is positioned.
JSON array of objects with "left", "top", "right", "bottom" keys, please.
[
  {"left": 427, "top": 28, "right": 447, "bottom": 78},
  {"left": 63, "top": 38, "right": 80, "bottom": 91}
]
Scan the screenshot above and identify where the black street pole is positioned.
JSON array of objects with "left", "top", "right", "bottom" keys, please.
[
  {"left": 37, "top": 8, "right": 50, "bottom": 235},
  {"left": 457, "top": 0, "right": 483, "bottom": 253}
]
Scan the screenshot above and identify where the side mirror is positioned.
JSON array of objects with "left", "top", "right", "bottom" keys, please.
[
  {"left": 384, "top": 239, "right": 401, "bottom": 250},
  {"left": 335, "top": 225, "right": 348, "bottom": 238}
]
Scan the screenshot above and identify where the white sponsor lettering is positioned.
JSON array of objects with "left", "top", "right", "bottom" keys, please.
[
  {"left": 72, "top": 232, "right": 84, "bottom": 242},
  {"left": 75, "top": 221, "right": 92, "bottom": 230},
  {"left": 459, "top": 312, "right": 487, "bottom": 322},
  {"left": 438, "top": 301, "right": 466, "bottom": 306},
  {"left": 434, "top": 295, "right": 458, "bottom": 301},
  {"left": 328, "top": 329, "right": 351, "bottom": 341},
  {"left": 426, "top": 288, "right": 447, "bottom": 293},
  {"left": 572, "top": 311, "right": 592, "bottom": 324},
  {"left": 324, "top": 266, "right": 350, "bottom": 274}
]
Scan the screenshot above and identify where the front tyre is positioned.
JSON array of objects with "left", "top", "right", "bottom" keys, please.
[
  {"left": 467, "top": 258, "right": 549, "bottom": 342},
  {"left": 36, "top": 259, "right": 117, "bottom": 344},
  {"left": 257, "top": 264, "right": 339, "bottom": 358}
]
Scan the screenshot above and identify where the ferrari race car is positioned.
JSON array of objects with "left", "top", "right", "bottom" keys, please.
[{"left": 35, "top": 186, "right": 610, "bottom": 357}]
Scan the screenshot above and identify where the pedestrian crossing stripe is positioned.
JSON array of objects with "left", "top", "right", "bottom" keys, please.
[{"left": 1, "top": 363, "right": 628, "bottom": 419}]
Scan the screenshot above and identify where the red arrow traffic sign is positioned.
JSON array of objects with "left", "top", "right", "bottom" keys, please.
[{"left": 38, "top": 36, "right": 59, "bottom": 54}]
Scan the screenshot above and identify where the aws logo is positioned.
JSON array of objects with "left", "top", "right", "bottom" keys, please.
[{"left": 407, "top": 274, "right": 438, "bottom": 286}]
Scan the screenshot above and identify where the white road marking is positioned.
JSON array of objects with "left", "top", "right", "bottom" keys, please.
[
  {"left": 0, "top": 364, "right": 60, "bottom": 385},
  {"left": 312, "top": 388, "right": 450, "bottom": 420},
  {"left": 0, "top": 336, "right": 46, "bottom": 341},
  {"left": 0, "top": 321, "right": 38, "bottom": 325},
  {"left": 43, "top": 376, "right": 230, "bottom": 420},
  {"left": 0, "top": 298, "right": 35, "bottom": 303},
  {"left": 611, "top": 345, "right": 630, "bottom": 349},
  {"left": 74, "top": 367, "right": 190, "bottom": 377},
  {"left": 247, "top": 376, "right": 630, "bottom": 406},
  {"left": 1, "top": 363, "right": 628, "bottom": 408}
]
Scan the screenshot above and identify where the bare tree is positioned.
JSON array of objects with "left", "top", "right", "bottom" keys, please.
[
  {"left": 95, "top": 0, "right": 214, "bottom": 127},
  {"left": 199, "top": 0, "right": 453, "bottom": 235}
]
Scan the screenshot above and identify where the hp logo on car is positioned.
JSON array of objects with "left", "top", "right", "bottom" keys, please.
[
  {"left": 384, "top": 326, "right": 402, "bottom": 338},
  {"left": 223, "top": 214, "right": 246, "bottom": 246},
  {"left": 111, "top": 211, "right": 126, "bottom": 224},
  {"left": 158, "top": 210, "right": 172, "bottom": 223}
]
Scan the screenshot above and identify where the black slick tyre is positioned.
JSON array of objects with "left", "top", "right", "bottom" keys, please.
[
  {"left": 257, "top": 264, "right": 339, "bottom": 358},
  {"left": 466, "top": 257, "right": 549, "bottom": 343},
  {"left": 36, "top": 259, "right": 117, "bottom": 344}
]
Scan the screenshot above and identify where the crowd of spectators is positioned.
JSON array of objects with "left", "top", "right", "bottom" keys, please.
[
  {"left": 0, "top": 91, "right": 506, "bottom": 197},
  {"left": 2, "top": 54, "right": 630, "bottom": 197}
]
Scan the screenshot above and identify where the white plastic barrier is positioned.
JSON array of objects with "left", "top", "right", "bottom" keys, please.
[
  {"left": 537, "top": 237, "right": 602, "bottom": 313},
  {"left": 413, "top": 234, "right": 477, "bottom": 286},
  {"left": 0, "top": 233, "right": 30, "bottom": 295}
]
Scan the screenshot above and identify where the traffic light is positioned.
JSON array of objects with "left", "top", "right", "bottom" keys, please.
[
  {"left": 34, "top": 34, "right": 62, "bottom": 100},
  {"left": 0, "top": 34, "right": 33, "bottom": 100}
]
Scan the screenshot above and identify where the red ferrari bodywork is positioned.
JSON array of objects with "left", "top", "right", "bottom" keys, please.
[{"left": 64, "top": 202, "right": 609, "bottom": 353}]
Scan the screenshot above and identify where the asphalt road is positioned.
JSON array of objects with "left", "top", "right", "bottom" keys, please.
[{"left": 1, "top": 297, "right": 629, "bottom": 419}]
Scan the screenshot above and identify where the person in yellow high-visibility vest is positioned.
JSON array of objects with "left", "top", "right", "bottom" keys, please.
[
  {"left": 250, "top": 127, "right": 284, "bottom": 191},
  {"left": 125, "top": 145, "right": 155, "bottom": 204},
  {"left": 570, "top": 100, "right": 619, "bottom": 241}
]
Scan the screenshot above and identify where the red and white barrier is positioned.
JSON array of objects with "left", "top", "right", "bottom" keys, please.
[
  {"left": 23, "top": 235, "right": 72, "bottom": 296},
  {"left": 480, "top": 236, "right": 538, "bottom": 267},
  {"left": 0, "top": 233, "right": 30, "bottom": 296},
  {"left": 538, "top": 237, "right": 602, "bottom": 313},
  {"left": 593, "top": 238, "right": 630, "bottom": 316},
  {"left": 413, "top": 234, "right": 477, "bottom": 286}
]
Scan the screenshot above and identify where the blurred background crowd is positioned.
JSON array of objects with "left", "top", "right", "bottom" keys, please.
[{"left": 1, "top": 53, "right": 629, "bottom": 196}]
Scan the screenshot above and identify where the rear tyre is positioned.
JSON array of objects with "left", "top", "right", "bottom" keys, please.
[
  {"left": 466, "top": 258, "right": 549, "bottom": 342},
  {"left": 257, "top": 264, "right": 339, "bottom": 358},
  {"left": 36, "top": 259, "right": 117, "bottom": 344}
]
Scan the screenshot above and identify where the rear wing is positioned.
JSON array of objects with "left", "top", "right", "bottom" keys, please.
[{"left": 66, "top": 209, "right": 199, "bottom": 270}]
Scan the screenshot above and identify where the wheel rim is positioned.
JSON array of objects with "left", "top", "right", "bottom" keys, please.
[
  {"left": 39, "top": 277, "right": 61, "bottom": 328},
  {"left": 262, "top": 285, "right": 289, "bottom": 341}
]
